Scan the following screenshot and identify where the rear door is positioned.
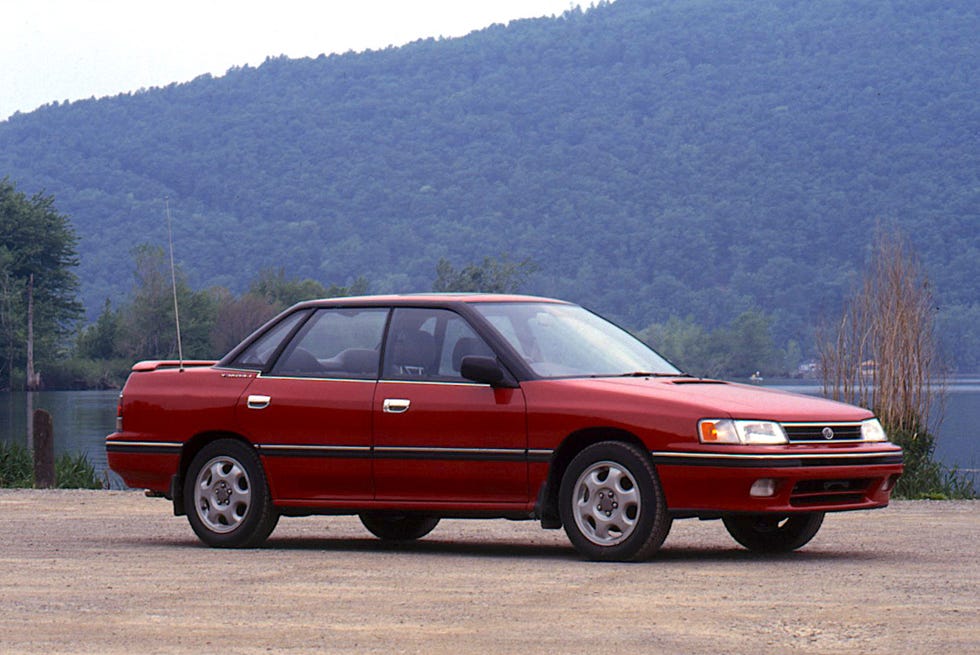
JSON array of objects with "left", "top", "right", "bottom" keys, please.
[
  {"left": 236, "top": 307, "right": 388, "bottom": 502},
  {"left": 373, "top": 307, "right": 528, "bottom": 504}
]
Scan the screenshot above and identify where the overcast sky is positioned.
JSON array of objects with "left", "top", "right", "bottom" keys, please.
[{"left": 1, "top": 0, "right": 585, "bottom": 121}]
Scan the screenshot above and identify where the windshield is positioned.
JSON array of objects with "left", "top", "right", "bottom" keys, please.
[{"left": 472, "top": 302, "right": 681, "bottom": 379}]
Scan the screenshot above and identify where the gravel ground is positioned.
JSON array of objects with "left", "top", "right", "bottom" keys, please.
[{"left": 0, "top": 490, "right": 976, "bottom": 654}]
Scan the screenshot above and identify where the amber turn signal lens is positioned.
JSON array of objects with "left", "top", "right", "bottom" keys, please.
[{"left": 700, "top": 421, "right": 718, "bottom": 441}]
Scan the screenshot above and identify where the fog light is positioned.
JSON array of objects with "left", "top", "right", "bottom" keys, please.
[
  {"left": 750, "top": 479, "right": 777, "bottom": 497},
  {"left": 881, "top": 475, "right": 899, "bottom": 492}
]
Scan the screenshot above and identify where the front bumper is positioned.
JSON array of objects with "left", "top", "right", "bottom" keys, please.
[{"left": 654, "top": 447, "right": 903, "bottom": 514}]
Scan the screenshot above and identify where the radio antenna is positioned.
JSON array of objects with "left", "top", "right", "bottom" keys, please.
[{"left": 165, "top": 197, "right": 185, "bottom": 371}]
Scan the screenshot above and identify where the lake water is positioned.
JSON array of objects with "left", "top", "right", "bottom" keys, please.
[
  {"left": 1, "top": 379, "right": 977, "bottom": 489},
  {"left": 0, "top": 390, "right": 123, "bottom": 488},
  {"left": 763, "top": 378, "right": 980, "bottom": 479}
]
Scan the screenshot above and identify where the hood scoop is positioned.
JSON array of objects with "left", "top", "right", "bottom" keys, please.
[{"left": 671, "top": 379, "right": 727, "bottom": 385}]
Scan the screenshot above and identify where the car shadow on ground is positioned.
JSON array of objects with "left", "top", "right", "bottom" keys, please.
[
  {"left": 264, "top": 535, "right": 578, "bottom": 560},
  {"left": 136, "top": 534, "right": 891, "bottom": 564},
  {"left": 652, "top": 545, "right": 888, "bottom": 564}
]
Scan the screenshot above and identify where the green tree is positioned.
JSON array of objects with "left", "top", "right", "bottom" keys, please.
[
  {"left": 0, "top": 247, "right": 23, "bottom": 388},
  {"left": 432, "top": 256, "right": 537, "bottom": 294},
  {"left": 726, "top": 310, "right": 780, "bottom": 377},
  {"left": 641, "top": 311, "right": 785, "bottom": 379},
  {"left": 117, "top": 244, "right": 217, "bottom": 360},
  {"left": 249, "top": 267, "right": 369, "bottom": 311},
  {"left": 326, "top": 276, "right": 369, "bottom": 299},
  {"left": 249, "top": 268, "right": 329, "bottom": 310},
  {"left": 0, "top": 179, "right": 81, "bottom": 389},
  {"left": 640, "top": 317, "right": 713, "bottom": 375},
  {"left": 76, "top": 299, "right": 122, "bottom": 360}
]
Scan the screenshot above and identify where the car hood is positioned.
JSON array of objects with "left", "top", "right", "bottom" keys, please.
[{"left": 560, "top": 377, "right": 873, "bottom": 422}]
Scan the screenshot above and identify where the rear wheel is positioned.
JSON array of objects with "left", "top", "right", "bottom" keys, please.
[
  {"left": 184, "top": 439, "right": 279, "bottom": 548},
  {"left": 559, "top": 441, "right": 672, "bottom": 562},
  {"left": 722, "top": 513, "right": 824, "bottom": 553},
  {"left": 359, "top": 513, "right": 440, "bottom": 541}
]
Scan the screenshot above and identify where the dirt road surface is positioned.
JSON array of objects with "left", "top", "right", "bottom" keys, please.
[{"left": 0, "top": 491, "right": 976, "bottom": 654}]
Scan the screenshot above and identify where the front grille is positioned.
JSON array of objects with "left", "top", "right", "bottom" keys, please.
[
  {"left": 790, "top": 478, "right": 873, "bottom": 506},
  {"left": 783, "top": 422, "right": 863, "bottom": 443}
]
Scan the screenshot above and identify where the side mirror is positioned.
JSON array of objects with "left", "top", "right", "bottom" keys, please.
[{"left": 460, "top": 356, "right": 516, "bottom": 388}]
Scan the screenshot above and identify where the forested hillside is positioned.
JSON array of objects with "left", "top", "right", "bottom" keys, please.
[{"left": 1, "top": 0, "right": 977, "bottom": 368}]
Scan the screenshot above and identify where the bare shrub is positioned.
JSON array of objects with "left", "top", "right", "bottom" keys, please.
[
  {"left": 819, "top": 228, "right": 941, "bottom": 431},
  {"left": 818, "top": 228, "right": 971, "bottom": 498}
]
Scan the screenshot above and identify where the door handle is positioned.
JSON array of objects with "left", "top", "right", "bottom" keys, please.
[
  {"left": 247, "top": 394, "right": 271, "bottom": 410},
  {"left": 383, "top": 398, "right": 411, "bottom": 414}
]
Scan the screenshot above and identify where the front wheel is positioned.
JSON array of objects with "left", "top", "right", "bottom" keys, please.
[
  {"left": 722, "top": 513, "right": 824, "bottom": 553},
  {"left": 183, "top": 439, "right": 279, "bottom": 548},
  {"left": 359, "top": 513, "right": 440, "bottom": 541},
  {"left": 559, "top": 441, "right": 672, "bottom": 562}
]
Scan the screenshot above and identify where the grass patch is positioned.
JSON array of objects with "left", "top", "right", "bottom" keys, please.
[
  {"left": 54, "top": 452, "right": 104, "bottom": 489},
  {"left": 0, "top": 442, "right": 104, "bottom": 489},
  {"left": 889, "top": 428, "right": 975, "bottom": 499},
  {"left": 0, "top": 442, "right": 34, "bottom": 487}
]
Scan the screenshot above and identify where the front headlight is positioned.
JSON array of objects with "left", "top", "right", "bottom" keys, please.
[
  {"left": 698, "top": 419, "right": 788, "bottom": 445},
  {"left": 861, "top": 418, "right": 888, "bottom": 442}
]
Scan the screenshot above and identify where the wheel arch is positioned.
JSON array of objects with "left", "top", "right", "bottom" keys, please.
[
  {"left": 171, "top": 431, "right": 257, "bottom": 516},
  {"left": 535, "top": 427, "right": 649, "bottom": 528}
]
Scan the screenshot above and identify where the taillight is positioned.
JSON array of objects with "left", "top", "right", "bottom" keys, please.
[{"left": 115, "top": 392, "right": 123, "bottom": 432}]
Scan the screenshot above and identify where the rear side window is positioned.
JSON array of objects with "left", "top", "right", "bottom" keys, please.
[
  {"left": 270, "top": 308, "right": 388, "bottom": 379},
  {"left": 230, "top": 310, "right": 308, "bottom": 370}
]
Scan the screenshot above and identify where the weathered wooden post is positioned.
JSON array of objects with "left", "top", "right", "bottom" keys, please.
[
  {"left": 26, "top": 391, "right": 34, "bottom": 453},
  {"left": 33, "top": 409, "right": 55, "bottom": 489}
]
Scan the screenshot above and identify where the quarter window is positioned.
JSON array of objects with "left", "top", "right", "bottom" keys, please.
[{"left": 229, "top": 310, "right": 308, "bottom": 370}]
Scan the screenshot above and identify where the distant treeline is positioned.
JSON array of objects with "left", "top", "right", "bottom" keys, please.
[
  {"left": 0, "top": 190, "right": 793, "bottom": 389},
  {"left": 0, "top": 0, "right": 976, "bottom": 370},
  {"left": 61, "top": 249, "right": 800, "bottom": 389}
]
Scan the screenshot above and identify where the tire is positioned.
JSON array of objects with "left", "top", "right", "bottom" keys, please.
[
  {"left": 558, "top": 441, "right": 672, "bottom": 562},
  {"left": 183, "top": 439, "right": 279, "bottom": 548},
  {"left": 359, "top": 513, "right": 440, "bottom": 541},
  {"left": 722, "top": 512, "right": 824, "bottom": 553}
]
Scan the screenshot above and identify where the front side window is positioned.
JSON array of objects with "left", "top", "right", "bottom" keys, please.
[
  {"left": 473, "top": 302, "right": 679, "bottom": 378},
  {"left": 383, "top": 307, "right": 494, "bottom": 382},
  {"left": 271, "top": 308, "right": 388, "bottom": 378}
]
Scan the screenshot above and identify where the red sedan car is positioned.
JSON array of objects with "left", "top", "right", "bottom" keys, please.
[{"left": 106, "top": 294, "right": 903, "bottom": 561}]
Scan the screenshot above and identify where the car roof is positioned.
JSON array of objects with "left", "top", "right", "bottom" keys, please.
[{"left": 291, "top": 293, "right": 571, "bottom": 309}]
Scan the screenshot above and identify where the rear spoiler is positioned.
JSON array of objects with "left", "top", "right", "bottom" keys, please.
[{"left": 131, "top": 360, "right": 217, "bottom": 372}]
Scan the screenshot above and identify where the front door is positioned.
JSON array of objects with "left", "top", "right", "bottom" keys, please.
[{"left": 373, "top": 307, "right": 528, "bottom": 504}]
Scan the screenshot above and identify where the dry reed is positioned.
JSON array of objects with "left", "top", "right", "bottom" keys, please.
[{"left": 819, "top": 228, "right": 943, "bottom": 433}]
